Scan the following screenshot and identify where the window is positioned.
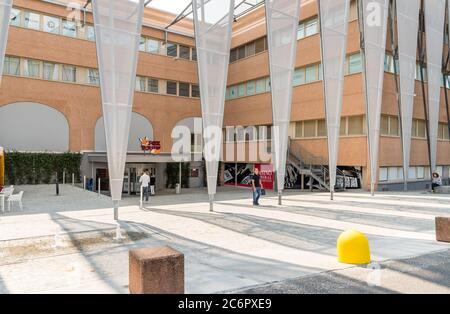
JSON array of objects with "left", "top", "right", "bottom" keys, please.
[
  {"left": 295, "top": 122, "right": 303, "bottom": 138},
  {"left": 304, "top": 120, "right": 316, "bottom": 137},
  {"left": 179, "top": 46, "right": 190, "bottom": 60},
  {"left": 246, "top": 42, "right": 255, "bottom": 56},
  {"left": 317, "top": 119, "right": 327, "bottom": 137},
  {"left": 179, "top": 82, "right": 190, "bottom": 97},
  {"left": 293, "top": 68, "right": 306, "bottom": 85},
  {"left": 24, "top": 12, "right": 40, "bottom": 30},
  {"left": 167, "top": 42, "right": 178, "bottom": 57},
  {"left": 85, "top": 25, "right": 95, "bottom": 41},
  {"left": 408, "top": 167, "right": 417, "bottom": 179},
  {"left": 297, "top": 22, "right": 305, "bottom": 40},
  {"left": 389, "top": 116, "right": 399, "bottom": 136},
  {"left": 237, "top": 46, "right": 246, "bottom": 59},
  {"left": 256, "top": 78, "right": 266, "bottom": 93},
  {"left": 10, "top": 8, "right": 21, "bottom": 27},
  {"left": 191, "top": 48, "right": 197, "bottom": 61},
  {"left": 417, "top": 120, "right": 426, "bottom": 138},
  {"left": 388, "top": 167, "right": 399, "bottom": 181},
  {"left": 3, "top": 56, "right": 20, "bottom": 75},
  {"left": 340, "top": 117, "right": 347, "bottom": 135},
  {"left": 305, "top": 18, "right": 318, "bottom": 37},
  {"left": 238, "top": 83, "right": 245, "bottom": 97},
  {"left": 348, "top": 53, "right": 362, "bottom": 74},
  {"left": 191, "top": 84, "right": 200, "bottom": 98},
  {"left": 265, "top": 77, "right": 271, "bottom": 92},
  {"left": 347, "top": 116, "right": 364, "bottom": 135},
  {"left": 229, "top": 49, "right": 237, "bottom": 63},
  {"left": 305, "top": 65, "right": 318, "bottom": 83},
  {"left": 62, "top": 65, "right": 76, "bottom": 82},
  {"left": 246, "top": 80, "right": 255, "bottom": 95},
  {"left": 229, "top": 85, "right": 237, "bottom": 98},
  {"left": 148, "top": 78, "right": 158, "bottom": 93},
  {"left": 166, "top": 81, "right": 177, "bottom": 95},
  {"left": 379, "top": 168, "right": 388, "bottom": 181},
  {"left": 139, "top": 37, "right": 146, "bottom": 51},
  {"left": 417, "top": 166, "right": 425, "bottom": 179},
  {"left": 147, "top": 39, "right": 159, "bottom": 54},
  {"left": 135, "top": 76, "right": 146, "bottom": 91},
  {"left": 255, "top": 37, "right": 265, "bottom": 53},
  {"left": 44, "top": 62, "right": 59, "bottom": 81},
  {"left": 24, "top": 59, "right": 41, "bottom": 78},
  {"left": 381, "top": 115, "right": 389, "bottom": 135},
  {"left": 62, "top": 20, "right": 77, "bottom": 37},
  {"left": 43, "top": 15, "right": 60, "bottom": 34},
  {"left": 87, "top": 68, "right": 99, "bottom": 85}
]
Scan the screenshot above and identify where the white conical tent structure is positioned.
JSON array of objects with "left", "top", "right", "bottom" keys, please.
[
  {"left": 92, "top": 0, "right": 145, "bottom": 220},
  {"left": 265, "top": 0, "right": 301, "bottom": 204},
  {"left": 424, "top": 0, "right": 446, "bottom": 173},
  {"left": 318, "top": 0, "right": 350, "bottom": 200},
  {"left": 396, "top": 0, "right": 420, "bottom": 189},
  {"left": 192, "top": 0, "right": 235, "bottom": 211},
  {"left": 0, "top": 0, "right": 12, "bottom": 83},
  {"left": 360, "top": 0, "right": 389, "bottom": 195}
]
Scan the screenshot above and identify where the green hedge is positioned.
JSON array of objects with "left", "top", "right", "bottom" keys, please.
[{"left": 5, "top": 152, "right": 82, "bottom": 185}]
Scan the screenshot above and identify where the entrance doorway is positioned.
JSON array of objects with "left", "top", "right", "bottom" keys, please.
[{"left": 123, "top": 164, "right": 157, "bottom": 195}]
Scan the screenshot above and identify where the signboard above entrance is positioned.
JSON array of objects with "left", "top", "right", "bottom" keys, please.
[{"left": 139, "top": 137, "right": 161, "bottom": 155}]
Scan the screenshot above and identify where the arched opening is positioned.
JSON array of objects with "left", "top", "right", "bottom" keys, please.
[
  {"left": 0, "top": 102, "right": 69, "bottom": 152},
  {"left": 94, "top": 112, "right": 154, "bottom": 152}
]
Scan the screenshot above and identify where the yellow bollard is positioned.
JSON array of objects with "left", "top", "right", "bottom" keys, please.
[{"left": 337, "top": 230, "right": 371, "bottom": 265}]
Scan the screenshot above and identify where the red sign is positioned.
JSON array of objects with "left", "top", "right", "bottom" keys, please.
[{"left": 255, "top": 164, "right": 274, "bottom": 190}]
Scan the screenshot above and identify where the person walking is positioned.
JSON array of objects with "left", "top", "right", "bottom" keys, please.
[
  {"left": 139, "top": 169, "right": 150, "bottom": 202},
  {"left": 432, "top": 172, "right": 442, "bottom": 192},
  {"left": 251, "top": 167, "right": 264, "bottom": 206},
  {"left": 150, "top": 174, "right": 156, "bottom": 196}
]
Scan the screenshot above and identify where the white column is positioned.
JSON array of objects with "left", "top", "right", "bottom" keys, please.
[
  {"left": 318, "top": 0, "right": 351, "bottom": 199},
  {"left": 425, "top": 0, "right": 446, "bottom": 172},
  {"left": 0, "top": 0, "right": 12, "bottom": 84},
  {"left": 360, "top": 0, "right": 389, "bottom": 196},
  {"left": 192, "top": 0, "right": 235, "bottom": 211},
  {"left": 265, "top": 0, "right": 301, "bottom": 204},
  {"left": 396, "top": 0, "right": 420, "bottom": 189},
  {"left": 92, "top": 0, "right": 145, "bottom": 220}
]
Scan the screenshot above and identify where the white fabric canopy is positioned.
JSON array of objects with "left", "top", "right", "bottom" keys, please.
[
  {"left": 92, "top": 0, "right": 145, "bottom": 206},
  {"left": 396, "top": 0, "right": 420, "bottom": 184},
  {"left": 425, "top": 0, "right": 446, "bottom": 172},
  {"left": 0, "top": 0, "right": 12, "bottom": 83},
  {"left": 360, "top": 0, "right": 389, "bottom": 194},
  {"left": 265, "top": 0, "right": 301, "bottom": 197},
  {"left": 318, "top": 0, "right": 350, "bottom": 198},
  {"left": 192, "top": 0, "right": 235, "bottom": 204}
]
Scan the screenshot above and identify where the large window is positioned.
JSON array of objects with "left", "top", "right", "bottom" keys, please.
[
  {"left": 179, "top": 46, "right": 191, "bottom": 60},
  {"left": 179, "top": 82, "right": 190, "bottom": 97},
  {"left": 24, "top": 59, "right": 41, "bottom": 78},
  {"left": 43, "top": 62, "right": 59, "bottom": 81},
  {"left": 62, "top": 65, "right": 76, "bottom": 82},
  {"left": 85, "top": 25, "right": 95, "bottom": 41},
  {"left": 43, "top": 15, "right": 60, "bottom": 34},
  {"left": 88, "top": 69, "right": 99, "bottom": 85},
  {"left": 297, "top": 17, "right": 319, "bottom": 40},
  {"left": 348, "top": 53, "right": 362, "bottom": 74},
  {"left": 136, "top": 76, "right": 146, "bottom": 92},
  {"left": 305, "top": 64, "right": 319, "bottom": 83},
  {"left": 166, "top": 81, "right": 177, "bottom": 95},
  {"left": 148, "top": 78, "right": 159, "bottom": 93},
  {"left": 147, "top": 39, "right": 159, "bottom": 54},
  {"left": 24, "top": 12, "right": 40, "bottom": 30},
  {"left": 10, "top": 8, "right": 21, "bottom": 27},
  {"left": 293, "top": 68, "right": 306, "bottom": 86},
  {"left": 191, "top": 85, "right": 200, "bottom": 98},
  {"left": 62, "top": 20, "right": 77, "bottom": 37},
  {"left": 3, "top": 56, "right": 20, "bottom": 75},
  {"left": 167, "top": 43, "right": 178, "bottom": 57}
]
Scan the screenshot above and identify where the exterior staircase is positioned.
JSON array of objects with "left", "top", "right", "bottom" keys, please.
[{"left": 287, "top": 138, "right": 348, "bottom": 192}]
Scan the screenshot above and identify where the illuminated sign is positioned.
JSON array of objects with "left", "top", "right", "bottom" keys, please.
[{"left": 139, "top": 137, "right": 161, "bottom": 155}]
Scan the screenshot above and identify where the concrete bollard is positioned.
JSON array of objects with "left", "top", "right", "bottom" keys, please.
[
  {"left": 129, "top": 246, "right": 184, "bottom": 294},
  {"left": 436, "top": 217, "right": 450, "bottom": 243}
]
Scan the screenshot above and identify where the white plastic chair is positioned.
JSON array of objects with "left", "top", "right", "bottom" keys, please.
[
  {"left": 2, "top": 186, "right": 14, "bottom": 197},
  {"left": 8, "top": 191, "right": 23, "bottom": 212}
]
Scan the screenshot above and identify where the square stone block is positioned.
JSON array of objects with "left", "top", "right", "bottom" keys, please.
[
  {"left": 129, "top": 246, "right": 184, "bottom": 294},
  {"left": 435, "top": 217, "right": 450, "bottom": 243}
]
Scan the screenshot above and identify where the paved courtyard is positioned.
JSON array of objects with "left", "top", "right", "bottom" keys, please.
[{"left": 0, "top": 184, "right": 449, "bottom": 293}]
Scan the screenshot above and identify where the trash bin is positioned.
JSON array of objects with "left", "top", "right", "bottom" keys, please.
[{"left": 175, "top": 183, "right": 181, "bottom": 194}]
